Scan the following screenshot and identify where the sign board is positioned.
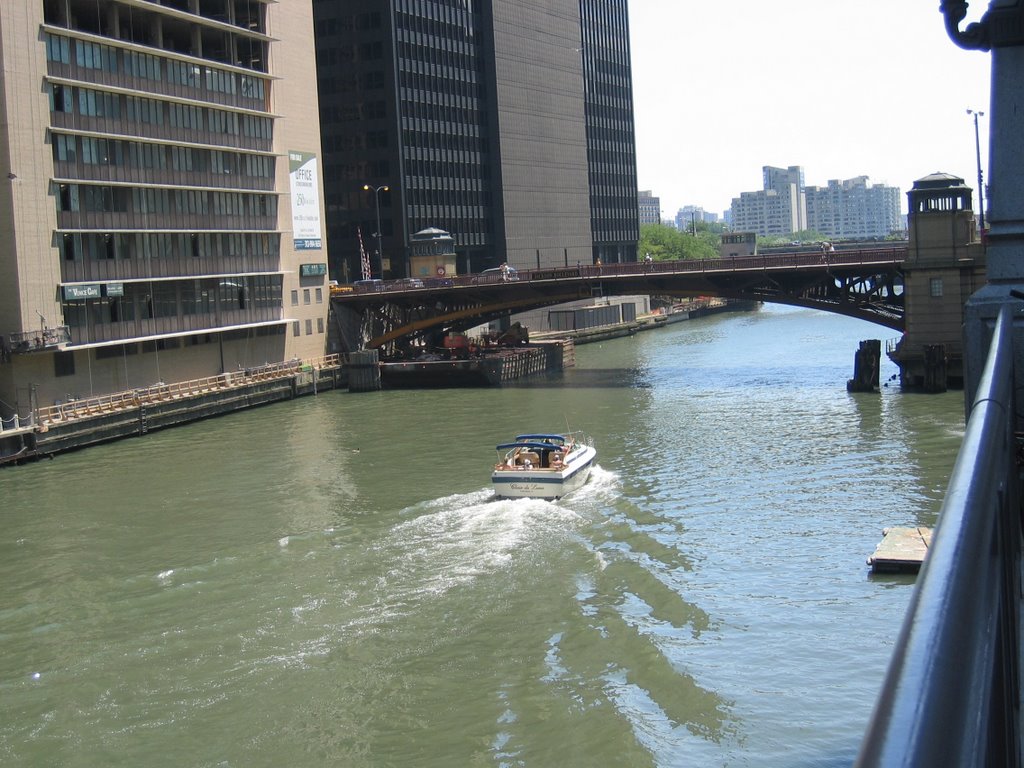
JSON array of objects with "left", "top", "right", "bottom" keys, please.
[
  {"left": 62, "top": 284, "right": 101, "bottom": 300},
  {"left": 299, "top": 263, "right": 327, "bottom": 278},
  {"left": 289, "top": 150, "right": 323, "bottom": 250},
  {"left": 410, "top": 256, "right": 456, "bottom": 279},
  {"left": 104, "top": 282, "right": 124, "bottom": 297}
]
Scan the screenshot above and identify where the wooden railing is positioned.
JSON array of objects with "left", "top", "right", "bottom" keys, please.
[{"left": 36, "top": 353, "right": 343, "bottom": 425}]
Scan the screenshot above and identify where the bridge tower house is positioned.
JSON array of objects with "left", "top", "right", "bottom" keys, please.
[{"left": 887, "top": 172, "right": 986, "bottom": 390}]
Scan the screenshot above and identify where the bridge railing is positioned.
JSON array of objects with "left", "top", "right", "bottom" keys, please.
[
  {"left": 855, "top": 304, "right": 1021, "bottom": 767},
  {"left": 341, "top": 247, "right": 908, "bottom": 296}
]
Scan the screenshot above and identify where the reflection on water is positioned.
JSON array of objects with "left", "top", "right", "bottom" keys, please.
[
  {"left": 0, "top": 304, "right": 965, "bottom": 767},
  {"left": 507, "top": 367, "right": 653, "bottom": 389}
]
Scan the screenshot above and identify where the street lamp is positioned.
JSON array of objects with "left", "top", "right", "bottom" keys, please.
[
  {"left": 966, "top": 108, "right": 986, "bottom": 232},
  {"left": 362, "top": 183, "right": 389, "bottom": 277}
]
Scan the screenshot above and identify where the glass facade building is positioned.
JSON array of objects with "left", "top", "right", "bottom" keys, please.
[{"left": 313, "top": 0, "right": 638, "bottom": 280}]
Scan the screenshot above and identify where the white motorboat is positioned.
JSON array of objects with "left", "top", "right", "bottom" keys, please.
[{"left": 491, "top": 432, "right": 596, "bottom": 499}]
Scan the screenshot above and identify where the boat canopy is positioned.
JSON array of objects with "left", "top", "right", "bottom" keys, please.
[{"left": 513, "top": 434, "right": 568, "bottom": 444}]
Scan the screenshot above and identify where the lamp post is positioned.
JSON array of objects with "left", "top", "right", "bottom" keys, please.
[
  {"left": 966, "top": 108, "right": 986, "bottom": 231},
  {"left": 942, "top": 2, "right": 1024, "bottom": 398},
  {"left": 362, "top": 183, "right": 389, "bottom": 277}
]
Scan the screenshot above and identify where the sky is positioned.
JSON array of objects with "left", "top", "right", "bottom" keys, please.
[{"left": 627, "top": 0, "right": 993, "bottom": 219}]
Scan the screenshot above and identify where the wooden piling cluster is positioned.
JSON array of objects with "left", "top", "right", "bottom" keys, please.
[
  {"left": 847, "top": 339, "right": 882, "bottom": 392},
  {"left": 348, "top": 349, "right": 382, "bottom": 392},
  {"left": 922, "top": 344, "right": 948, "bottom": 393},
  {"left": 497, "top": 346, "right": 551, "bottom": 382}
]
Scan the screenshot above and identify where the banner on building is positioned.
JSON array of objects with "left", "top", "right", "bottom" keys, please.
[{"left": 289, "top": 150, "right": 322, "bottom": 250}]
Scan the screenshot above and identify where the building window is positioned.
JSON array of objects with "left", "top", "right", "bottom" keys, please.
[
  {"left": 292, "top": 321, "right": 300, "bottom": 337},
  {"left": 54, "top": 351, "right": 75, "bottom": 377},
  {"left": 317, "top": 317, "right": 324, "bottom": 334},
  {"left": 290, "top": 289, "right": 299, "bottom": 306},
  {"left": 315, "top": 288, "right": 323, "bottom": 304},
  {"left": 303, "top": 289, "right": 311, "bottom": 305},
  {"left": 305, "top": 319, "right": 313, "bottom": 335},
  {"left": 930, "top": 277, "right": 944, "bottom": 298}
]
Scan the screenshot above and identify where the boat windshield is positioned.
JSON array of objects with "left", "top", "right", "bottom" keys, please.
[
  {"left": 514, "top": 434, "right": 566, "bottom": 445},
  {"left": 496, "top": 441, "right": 559, "bottom": 452}
]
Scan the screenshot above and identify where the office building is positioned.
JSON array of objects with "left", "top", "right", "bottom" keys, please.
[
  {"left": 313, "top": 0, "right": 639, "bottom": 280},
  {"left": 639, "top": 190, "right": 661, "bottom": 225},
  {"left": 0, "top": 1, "right": 328, "bottom": 421},
  {"left": 675, "top": 206, "right": 718, "bottom": 231},
  {"left": 804, "top": 176, "right": 903, "bottom": 239}
]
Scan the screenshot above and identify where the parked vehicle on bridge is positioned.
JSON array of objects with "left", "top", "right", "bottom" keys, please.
[
  {"left": 353, "top": 278, "right": 384, "bottom": 291},
  {"left": 395, "top": 277, "right": 425, "bottom": 289},
  {"left": 474, "top": 265, "right": 519, "bottom": 283}
]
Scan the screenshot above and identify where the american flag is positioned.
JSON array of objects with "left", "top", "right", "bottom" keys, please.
[{"left": 357, "top": 226, "right": 371, "bottom": 280}]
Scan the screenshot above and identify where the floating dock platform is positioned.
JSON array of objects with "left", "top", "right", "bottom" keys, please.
[
  {"left": 377, "top": 341, "right": 572, "bottom": 389},
  {"left": 868, "top": 526, "right": 933, "bottom": 573}
]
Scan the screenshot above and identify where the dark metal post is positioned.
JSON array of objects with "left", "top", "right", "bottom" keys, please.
[
  {"left": 967, "top": 108, "right": 986, "bottom": 230},
  {"left": 363, "top": 183, "right": 389, "bottom": 278},
  {"left": 942, "top": 1, "right": 1024, "bottom": 419}
]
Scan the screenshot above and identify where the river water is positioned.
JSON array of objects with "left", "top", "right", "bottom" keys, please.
[{"left": 0, "top": 303, "right": 966, "bottom": 767}]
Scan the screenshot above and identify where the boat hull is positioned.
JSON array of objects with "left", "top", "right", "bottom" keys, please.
[{"left": 491, "top": 446, "right": 596, "bottom": 499}]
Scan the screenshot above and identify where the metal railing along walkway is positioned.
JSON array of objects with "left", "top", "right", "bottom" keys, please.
[{"left": 856, "top": 305, "right": 1022, "bottom": 767}]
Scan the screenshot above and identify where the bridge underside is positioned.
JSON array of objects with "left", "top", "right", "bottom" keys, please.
[{"left": 331, "top": 260, "right": 904, "bottom": 354}]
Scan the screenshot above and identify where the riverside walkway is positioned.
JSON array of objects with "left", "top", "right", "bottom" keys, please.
[{"left": 0, "top": 354, "right": 344, "bottom": 464}]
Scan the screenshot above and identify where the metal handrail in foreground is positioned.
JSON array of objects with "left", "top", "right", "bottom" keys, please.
[{"left": 856, "top": 305, "right": 1021, "bottom": 767}]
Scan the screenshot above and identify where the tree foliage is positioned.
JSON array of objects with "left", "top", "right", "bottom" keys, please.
[
  {"left": 757, "top": 229, "right": 829, "bottom": 248},
  {"left": 639, "top": 223, "right": 719, "bottom": 262}
]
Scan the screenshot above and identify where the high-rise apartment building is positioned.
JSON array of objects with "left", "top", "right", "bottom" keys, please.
[
  {"left": 730, "top": 165, "right": 807, "bottom": 237},
  {"left": 804, "top": 176, "right": 903, "bottom": 239},
  {"left": 313, "top": 0, "right": 638, "bottom": 280},
  {"left": 0, "top": 1, "right": 327, "bottom": 420}
]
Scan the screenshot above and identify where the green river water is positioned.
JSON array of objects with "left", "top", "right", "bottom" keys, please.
[{"left": 0, "top": 303, "right": 966, "bottom": 767}]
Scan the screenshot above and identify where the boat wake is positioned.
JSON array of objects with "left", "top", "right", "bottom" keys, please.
[
  {"left": 376, "top": 490, "right": 584, "bottom": 600},
  {"left": 567, "top": 464, "right": 619, "bottom": 499}
]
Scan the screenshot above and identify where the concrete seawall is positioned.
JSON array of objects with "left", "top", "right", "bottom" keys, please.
[{"left": 1, "top": 363, "right": 345, "bottom": 466}]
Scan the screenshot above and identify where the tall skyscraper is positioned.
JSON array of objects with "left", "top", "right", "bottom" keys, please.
[
  {"left": 0, "top": 1, "right": 328, "bottom": 420},
  {"left": 313, "top": 0, "right": 638, "bottom": 281}
]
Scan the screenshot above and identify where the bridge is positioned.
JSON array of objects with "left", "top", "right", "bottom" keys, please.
[{"left": 330, "top": 246, "right": 907, "bottom": 353}]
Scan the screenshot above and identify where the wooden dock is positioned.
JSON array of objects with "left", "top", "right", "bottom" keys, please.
[{"left": 868, "top": 527, "right": 933, "bottom": 573}]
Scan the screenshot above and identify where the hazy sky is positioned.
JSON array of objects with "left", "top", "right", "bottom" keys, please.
[{"left": 627, "top": 0, "right": 993, "bottom": 219}]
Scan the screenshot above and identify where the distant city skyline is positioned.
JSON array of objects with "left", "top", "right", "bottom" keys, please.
[{"left": 628, "top": 0, "right": 992, "bottom": 218}]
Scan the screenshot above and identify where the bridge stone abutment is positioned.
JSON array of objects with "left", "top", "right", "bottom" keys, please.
[{"left": 887, "top": 173, "right": 986, "bottom": 390}]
